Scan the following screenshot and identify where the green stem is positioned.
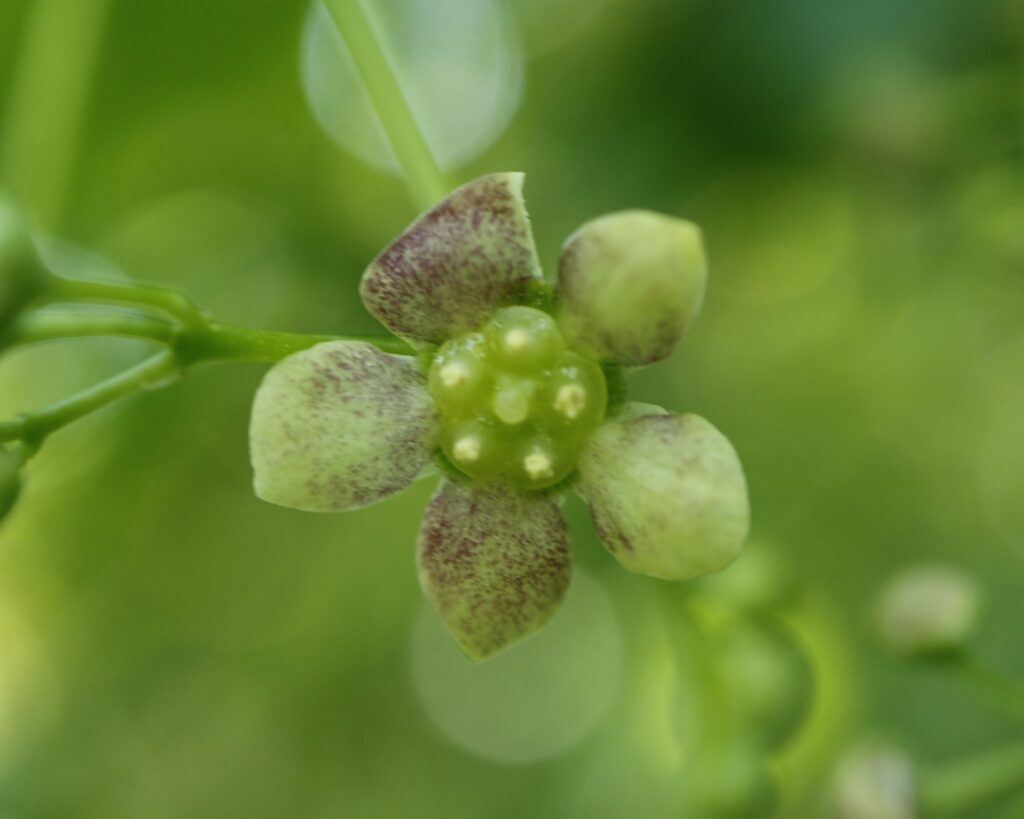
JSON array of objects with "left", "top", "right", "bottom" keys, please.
[
  {"left": 659, "top": 587, "right": 737, "bottom": 750},
  {"left": 0, "top": 293, "right": 413, "bottom": 446},
  {"left": 922, "top": 741, "right": 1024, "bottom": 817},
  {"left": 950, "top": 651, "right": 1024, "bottom": 724},
  {"left": 9, "top": 311, "right": 176, "bottom": 347},
  {"left": 0, "top": 351, "right": 180, "bottom": 447},
  {"left": 181, "top": 321, "right": 410, "bottom": 363},
  {"left": 323, "top": 0, "right": 449, "bottom": 212},
  {"left": 1, "top": 0, "right": 112, "bottom": 228},
  {"left": 51, "top": 276, "right": 207, "bottom": 327}
]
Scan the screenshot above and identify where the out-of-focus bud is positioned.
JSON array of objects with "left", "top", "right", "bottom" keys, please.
[
  {"left": 0, "top": 446, "right": 25, "bottom": 526},
  {"left": 875, "top": 564, "right": 979, "bottom": 659},
  {"left": 687, "top": 741, "right": 778, "bottom": 819},
  {"left": 555, "top": 210, "right": 707, "bottom": 367},
  {"left": 830, "top": 743, "right": 918, "bottom": 819},
  {"left": 699, "top": 541, "right": 801, "bottom": 612},
  {"left": 0, "top": 197, "right": 52, "bottom": 340},
  {"left": 715, "top": 618, "right": 814, "bottom": 751}
]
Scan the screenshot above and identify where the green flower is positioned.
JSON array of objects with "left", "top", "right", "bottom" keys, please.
[{"left": 250, "top": 173, "right": 748, "bottom": 659}]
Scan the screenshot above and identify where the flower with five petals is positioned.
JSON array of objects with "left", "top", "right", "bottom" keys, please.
[{"left": 250, "top": 173, "right": 749, "bottom": 659}]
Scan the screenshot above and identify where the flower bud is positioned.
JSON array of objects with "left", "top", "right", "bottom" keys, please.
[
  {"left": 831, "top": 743, "right": 918, "bottom": 819},
  {"left": 0, "top": 197, "right": 51, "bottom": 339},
  {"left": 875, "top": 564, "right": 979, "bottom": 659},
  {"left": 0, "top": 447, "right": 24, "bottom": 526},
  {"left": 556, "top": 210, "right": 707, "bottom": 367}
]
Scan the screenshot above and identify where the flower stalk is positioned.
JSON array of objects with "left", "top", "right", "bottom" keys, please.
[
  {"left": 921, "top": 740, "right": 1024, "bottom": 817},
  {"left": 322, "top": 0, "right": 449, "bottom": 212},
  {"left": 947, "top": 650, "right": 1024, "bottom": 724},
  {"left": 0, "top": 281, "right": 409, "bottom": 448}
]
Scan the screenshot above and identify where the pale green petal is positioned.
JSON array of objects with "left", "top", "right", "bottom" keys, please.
[
  {"left": 250, "top": 341, "right": 436, "bottom": 512},
  {"left": 417, "top": 480, "right": 571, "bottom": 660},
  {"left": 577, "top": 405, "right": 748, "bottom": 580},
  {"left": 360, "top": 173, "right": 542, "bottom": 344},
  {"left": 556, "top": 210, "right": 706, "bottom": 366}
]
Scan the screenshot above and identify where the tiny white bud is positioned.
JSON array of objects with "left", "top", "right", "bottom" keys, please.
[
  {"left": 524, "top": 450, "right": 554, "bottom": 481},
  {"left": 554, "top": 383, "right": 587, "bottom": 419},
  {"left": 440, "top": 362, "right": 471, "bottom": 389},
  {"left": 503, "top": 328, "right": 531, "bottom": 354},
  {"left": 875, "top": 564, "right": 979, "bottom": 658},
  {"left": 453, "top": 436, "right": 482, "bottom": 464},
  {"left": 832, "top": 744, "right": 917, "bottom": 819}
]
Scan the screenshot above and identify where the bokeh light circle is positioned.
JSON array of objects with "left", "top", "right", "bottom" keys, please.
[
  {"left": 411, "top": 570, "right": 622, "bottom": 764},
  {"left": 301, "top": 0, "right": 523, "bottom": 174}
]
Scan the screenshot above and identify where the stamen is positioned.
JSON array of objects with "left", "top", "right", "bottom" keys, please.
[
  {"left": 554, "top": 384, "right": 587, "bottom": 419},
  {"left": 524, "top": 450, "right": 554, "bottom": 481},
  {"left": 453, "top": 436, "right": 482, "bottom": 463},
  {"left": 439, "top": 362, "right": 470, "bottom": 388}
]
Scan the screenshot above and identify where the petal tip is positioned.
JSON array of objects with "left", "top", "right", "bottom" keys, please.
[
  {"left": 556, "top": 210, "right": 708, "bottom": 366},
  {"left": 578, "top": 409, "right": 749, "bottom": 581},
  {"left": 416, "top": 481, "right": 571, "bottom": 658},
  {"left": 360, "top": 173, "right": 542, "bottom": 343}
]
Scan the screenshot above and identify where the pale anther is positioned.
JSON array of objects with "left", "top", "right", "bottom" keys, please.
[
  {"left": 440, "top": 362, "right": 470, "bottom": 388},
  {"left": 453, "top": 436, "right": 482, "bottom": 463},
  {"left": 554, "top": 384, "right": 587, "bottom": 419},
  {"left": 524, "top": 450, "right": 554, "bottom": 481}
]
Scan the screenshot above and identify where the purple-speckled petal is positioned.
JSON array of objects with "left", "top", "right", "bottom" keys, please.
[
  {"left": 361, "top": 173, "right": 543, "bottom": 344},
  {"left": 417, "top": 480, "right": 571, "bottom": 660},
  {"left": 577, "top": 404, "right": 749, "bottom": 580},
  {"left": 250, "top": 341, "right": 436, "bottom": 512}
]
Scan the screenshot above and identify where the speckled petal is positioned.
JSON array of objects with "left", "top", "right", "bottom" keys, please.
[
  {"left": 577, "top": 404, "right": 748, "bottom": 580},
  {"left": 250, "top": 341, "right": 436, "bottom": 512},
  {"left": 556, "top": 211, "right": 707, "bottom": 366},
  {"left": 417, "top": 480, "right": 571, "bottom": 660},
  {"left": 361, "top": 173, "right": 543, "bottom": 344}
]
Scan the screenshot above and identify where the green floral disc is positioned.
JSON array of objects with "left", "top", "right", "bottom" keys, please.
[{"left": 428, "top": 306, "right": 607, "bottom": 490}]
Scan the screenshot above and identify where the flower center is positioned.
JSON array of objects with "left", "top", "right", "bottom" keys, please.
[{"left": 428, "top": 306, "right": 607, "bottom": 490}]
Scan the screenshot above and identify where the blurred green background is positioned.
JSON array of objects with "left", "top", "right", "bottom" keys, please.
[{"left": 0, "top": 0, "right": 1022, "bottom": 816}]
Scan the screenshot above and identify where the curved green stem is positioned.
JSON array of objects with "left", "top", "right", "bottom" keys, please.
[
  {"left": 1, "top": 288, "right": 413, "bottom": 448},
  {"left": 323, "top": 0, "right": 449, "bottom": 212},
  {"left": 0, "top": 350, "right": 180, "bottom": 447},
  {"left": 949, "top": 651, "right": 1024, "bottom": 724},
  {"left": 659, "top": 587, "right": 737, "bottom": 750},
  {"left": 922, "top": 740, "right": 1024, "bottom": 817}
]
